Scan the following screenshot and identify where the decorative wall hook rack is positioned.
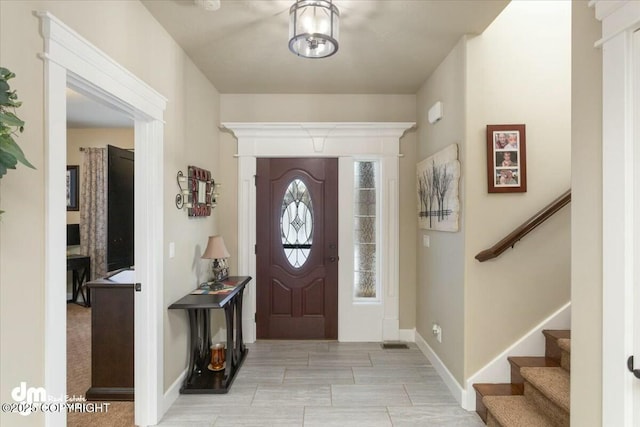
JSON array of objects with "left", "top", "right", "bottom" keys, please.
[{"left": 175, "top": 166, "right": 221, "bottom": 217}]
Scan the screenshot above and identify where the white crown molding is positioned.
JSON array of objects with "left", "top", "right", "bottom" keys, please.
[
  {"left": 221, "top": 122, "right": 416, "bottom": 139},
  {"left": 591, "top": 1, "right": 640, "bottom": 47},
  {"left": 36, "top": 11, "right": 166, "bottom": 120}
]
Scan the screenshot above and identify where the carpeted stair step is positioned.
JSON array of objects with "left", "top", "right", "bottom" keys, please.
[
  {"left": 520, "top": 367, "right": 570, "bottom": 426},
  {"left": 473, "top": 383, "right": 520, "bottom": 423},
  {"left": 557, "top": 338, "right": 570, "bottom": 372},
  {"left": 508, "top": 357, "right": 560, "bottom": 394},
  {"left": 483, "top": 395, "right": 556, "bottom": 427}
]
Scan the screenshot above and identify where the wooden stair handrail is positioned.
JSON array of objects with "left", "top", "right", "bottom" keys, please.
[{"left": 475, "top": 190, "right": 571, "bottom": 262}]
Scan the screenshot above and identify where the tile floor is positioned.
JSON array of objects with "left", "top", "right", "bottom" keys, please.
[{"left": 158, "top": 341, "right": 484, "bottom": 426}]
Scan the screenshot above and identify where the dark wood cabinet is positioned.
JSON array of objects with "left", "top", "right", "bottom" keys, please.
[{"left": 85, "top": 272, "right": 134, "bottom": 401}]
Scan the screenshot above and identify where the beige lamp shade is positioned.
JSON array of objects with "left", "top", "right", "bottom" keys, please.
[{"left": 201, "top": 235, "right": 230, "bottom": 260}]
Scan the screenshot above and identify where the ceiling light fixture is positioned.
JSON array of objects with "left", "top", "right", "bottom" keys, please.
[
  {"left": 194, "top": 0, "right": 220, "bottom": 12},
  {"left": 289, "top": 0, "right": 339, "bottom": 59}
]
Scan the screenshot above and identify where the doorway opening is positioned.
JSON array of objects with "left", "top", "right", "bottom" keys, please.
[
  {"left": 40, "top": 12, "right": 166, "bottom": 426},
  {"left": 65, "top": 88, "right": 135, "bottom": 425}
]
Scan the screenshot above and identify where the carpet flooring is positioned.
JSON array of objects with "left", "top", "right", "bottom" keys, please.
[{"left": 67, "top": 303, "right": 134, "bottom": 426}]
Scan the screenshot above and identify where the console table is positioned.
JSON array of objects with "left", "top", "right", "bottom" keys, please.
[
  {"left": 67, "top": 254, "right": 91, "bottom": 307},
  {"left": 169, "top": 276, "right": 251, "bottom": 394}
]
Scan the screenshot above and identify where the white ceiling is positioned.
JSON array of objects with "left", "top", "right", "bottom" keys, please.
[
  {"left": 66, "top": 88, "right": 133, "bottom": 128},
  {"left": 67, "top": 0, "right": 509, "bottom": 127},
  {"left": 142, "top": 0, "right": 509, "bottom": 94}
]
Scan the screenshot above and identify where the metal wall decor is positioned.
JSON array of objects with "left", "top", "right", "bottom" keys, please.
[{"left": 175, "top": 166, "right": 220, "bottom": 217}]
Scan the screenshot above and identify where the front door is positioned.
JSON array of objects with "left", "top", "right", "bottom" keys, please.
[{"left": 256, "top": 158, "right": 338, "bottom": 339}]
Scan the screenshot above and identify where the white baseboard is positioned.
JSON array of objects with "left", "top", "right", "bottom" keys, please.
[
  {"left": 415, "top": 331, "right": 466, "bottom": 407},
  {"left": 399, "top": 328, "right": 416, "bottom": 342},
  {"left": 463, "top": 302, "right": 571, "bottom": 410},
  {"left": 162, "top": 368, "right": 187, "bottom": 417}
]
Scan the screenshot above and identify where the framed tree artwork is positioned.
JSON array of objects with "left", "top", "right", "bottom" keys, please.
[
  {"left": 416, "top": 144, "right": 460, "bottom": 232},
  {"left": 486, "top": 124, "right": 527, "bottom": 193}
]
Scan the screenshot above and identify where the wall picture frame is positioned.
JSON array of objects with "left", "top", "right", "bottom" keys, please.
[
  {"left": 416, "top": 144, "right": 461, "bottom": 232},
  {"left": 486, "top": 124, "right": 527, "bottom": 193},
  {"left": 66, "top": 165, "right": 79, "bottom": 211}
]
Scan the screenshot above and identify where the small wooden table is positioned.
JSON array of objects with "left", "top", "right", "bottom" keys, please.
[{"left": 169, "top": 276, "right": 252, "bottom": 394}]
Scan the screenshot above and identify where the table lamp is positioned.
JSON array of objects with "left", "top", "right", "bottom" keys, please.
[{"left": 201, "top": 235, "right": 230, "bottom": 287}]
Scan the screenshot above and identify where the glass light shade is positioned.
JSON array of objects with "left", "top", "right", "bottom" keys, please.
[{"left": 289, "top": 0, "right": 339, "bottom": 59}]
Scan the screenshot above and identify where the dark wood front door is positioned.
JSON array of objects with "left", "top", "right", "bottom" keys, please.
[{"left": 256, "top": 158, "right": 338, "bottom": 339}]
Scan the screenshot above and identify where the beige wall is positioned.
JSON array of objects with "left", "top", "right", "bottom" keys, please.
[
  {"left": 66, "top": 128, "right": 135, "bottom": 225},
  {"left": 570, "top": 2, "right": 602, "bottom": 425},
  {"left": 415, "top": 37, "right": 467, "bottom": 384},
  {"left": 0, "top": 2, "right": 220, "bottom": 425},
  {"left": 219, "top": 94, "right": 417, "bottom": 328},
  {"left": 464, "top": 0, "right": 571, "bottom": 377}
]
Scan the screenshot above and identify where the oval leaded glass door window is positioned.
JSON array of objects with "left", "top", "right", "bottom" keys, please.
[{"left": 281, "top": 179, "right": 314, "bottom": 268}]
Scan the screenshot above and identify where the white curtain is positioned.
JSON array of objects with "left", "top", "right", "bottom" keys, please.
[{"left": 80, "top": 148, "right": 107, "bottom": 280}]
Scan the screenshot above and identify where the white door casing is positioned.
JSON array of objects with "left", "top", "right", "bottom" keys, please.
[
  {"left": 594, "top": 1, "right": 640, "bottom": 425},
  {"left": 39, "top": 12, "right": 166, "bottom": 426},
  {"left": 222, "top": 122, "right": 414, "bottom": 343},
  {"left": 634, "top": 26, "right": 640, "bottom": 427}
]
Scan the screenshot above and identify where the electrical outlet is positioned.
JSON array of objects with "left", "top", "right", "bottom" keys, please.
[
  {"left": 423, "top": 235, "right": 430, "bottom": 248},
  {"left": 432, "top": 323, "right": 442, "bottom": 343}
]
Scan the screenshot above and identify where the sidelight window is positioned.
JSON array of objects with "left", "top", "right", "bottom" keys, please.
[
  {"left": 281, "top": 178, "right": 313, "bottom": 268},
  {"left": 354, "top": 161, "right": 379, "bottom": 300}
]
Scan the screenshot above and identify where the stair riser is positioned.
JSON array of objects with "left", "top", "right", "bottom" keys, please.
[
  {"left": 545, "top": 335, "right": 562, "bottom": 364},
  {"left": 524, "top": 382, "right": 569, "bottom": 427},
  {"left": 476, "top": 394, "right": 488, "bottom": 423},
  {"left": 560, "top": 350, "right": 570, "bottom": 372},
  {"left": 509, "top": 363, "right": 526, "bottom": 394}
]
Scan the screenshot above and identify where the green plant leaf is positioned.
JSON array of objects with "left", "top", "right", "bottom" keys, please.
[
  {"left": 0, "top": 91, "right": 9, "bottom": 105},
  {"left": 0, "top": 111, "right": 24, "bottom": 127},
  {"left": 0, "top": 135, "right": 35, "bottom": 169},
  {"left": 0, "top": 80, "right": 9, "bottom": 93},
  {"left": 0, "top": 68, "right": 15, "bottom": 80},
  {"left": 0, "top": 150, "right": 18, "bottom": 175}
]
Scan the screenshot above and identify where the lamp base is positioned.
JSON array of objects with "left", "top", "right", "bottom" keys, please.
[{"left": 212, "top": 266, "right": 228, "bottom": 282}]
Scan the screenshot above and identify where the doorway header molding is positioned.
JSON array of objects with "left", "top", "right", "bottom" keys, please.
[{"left": 222, "top": 122, "right": 416, "bottom": 156}]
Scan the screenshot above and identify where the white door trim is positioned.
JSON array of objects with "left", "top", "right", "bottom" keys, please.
[
  {"left": 221, "top": 122, "right": 414, "bottom": 343},
  {"left": 594, "top": 1, "right": 640, "bottom": 425},
  {"left": 38, "top": 12, "right": 166, "bottom": 426}
]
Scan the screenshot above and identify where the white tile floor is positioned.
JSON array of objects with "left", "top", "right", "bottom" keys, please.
[{"left": 158, "top": 341, "right": 484, "bottom": 426}]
